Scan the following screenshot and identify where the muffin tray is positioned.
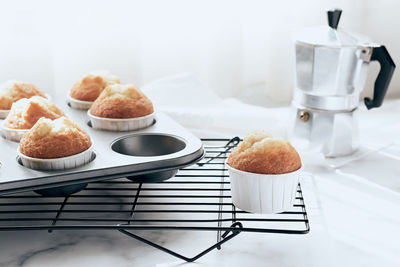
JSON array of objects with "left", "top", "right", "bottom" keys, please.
[{"left": 0, "top": 106, "right": 204, "bottom": 196}]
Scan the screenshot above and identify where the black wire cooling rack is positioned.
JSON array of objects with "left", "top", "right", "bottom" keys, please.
[{"left": 0, "top": 138, "right": 310, "bottom": 262}]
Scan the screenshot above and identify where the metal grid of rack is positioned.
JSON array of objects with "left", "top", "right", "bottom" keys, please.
[{"left": 0, "top": 138, "right": 310, "bottom": 262}]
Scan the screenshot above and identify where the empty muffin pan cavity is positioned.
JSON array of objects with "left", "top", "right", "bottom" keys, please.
[{"left": 111, "top": 134, "right": 186, "bottom": 157}]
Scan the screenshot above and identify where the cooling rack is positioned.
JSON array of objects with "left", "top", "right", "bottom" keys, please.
[{"left": 0, "top": 137, "right": 310, "bottom": 262}]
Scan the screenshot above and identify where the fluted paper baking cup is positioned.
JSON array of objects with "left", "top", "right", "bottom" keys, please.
[
  {"left": 67, "top": 95, "right": 94, "bottom": 110},
  {"left": 226, "top": 163, "right": 302, "bottom": 214},
  {"left": 18, "top": 144, "right": 94, "bottom": 171},
  {"left": 87, "top": 111, "right": 155, "bottom": 131},
  {"left": 0, "top": 109, "right": 10, "bottom": 119},
  {"left": 1, "top": 122, "right": 29, "bottom": 142}
]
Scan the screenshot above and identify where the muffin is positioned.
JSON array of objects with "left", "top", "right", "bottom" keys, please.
[
  {"left": 1, "top": 96, "right": 64, "bottom": 142},
  {"left": 20, "top": 117, "right": 91, "bottom": 158},
  {"left": 69, "top": 71, "right": 120, "bottom": 109},
  {"left": 227, "top": 131, "right": 301, "bottom": 174},
  {"left": 226, "top": 131, "right": 302, "bottom": 214},
  {"left": 4, "top": 96, "right": 64, "bottom": 129},
  {"left": 90, "top": 83, "right": 154, "bottom": 118},
  {"left": 0, "top": 80, "right": 46, "bottom": 118},
  {"left": 88, "top": 84, "right": 155, "bottom": 131},
  {"left": 18, "top": 117, "right": 93, "bottom": 170}
]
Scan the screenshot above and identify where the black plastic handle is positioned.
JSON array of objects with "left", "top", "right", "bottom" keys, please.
[
  {"left": 364, "top": 46, "right": 396, "bottom": 110},
  {"left": 327, "top": 9, "right": 342, "bottom": 29}
]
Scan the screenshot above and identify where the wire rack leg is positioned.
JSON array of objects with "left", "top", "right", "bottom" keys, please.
[
  {"left": 48, "top": 196, "right": 69, "bottom": 233},
  {"left": 117, "top": 222, "right": 243, "bottom": 262},
  {"left": 128, "top": 182, "right": 143, "bottom": 224}
]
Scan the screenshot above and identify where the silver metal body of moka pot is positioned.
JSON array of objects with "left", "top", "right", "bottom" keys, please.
[{"left": 290, "top": 9, "right": 395, "bottom": 157}]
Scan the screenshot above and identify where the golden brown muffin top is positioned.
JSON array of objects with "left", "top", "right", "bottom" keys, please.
[
  {"left": 70, "top": 71, "right": 120, "bottom": 102},
  {"left": 4, "top": 96, "right": 64, "bottom": 130},
  {"left": 227, "top": 131, "right": 301, "bottom": 174},
  {"left": 0, "top": 80, "right": 46, "bottom": 110},
  {"left": 20, "top": 117, "right": 92, "bottom": 159},
  {"left": 89, "top": 83, "right": 154, "bottom": 119}
]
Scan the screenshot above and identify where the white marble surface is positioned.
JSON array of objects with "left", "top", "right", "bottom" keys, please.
[{"left": 1, "top": 75, "right": 400, "bottom": 266}]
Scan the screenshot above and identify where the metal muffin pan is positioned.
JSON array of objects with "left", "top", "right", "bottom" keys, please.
[{"left": 0, "top": 103, "right": 204, "bottom": 196}]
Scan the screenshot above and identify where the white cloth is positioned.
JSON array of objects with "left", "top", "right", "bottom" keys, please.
[{"left": 143, "top": 73, "right": 290, "bottom": 138}]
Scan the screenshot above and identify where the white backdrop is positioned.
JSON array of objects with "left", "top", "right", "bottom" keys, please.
[{"left": 0, "top": 0, "right": 399, "bottom": 106}]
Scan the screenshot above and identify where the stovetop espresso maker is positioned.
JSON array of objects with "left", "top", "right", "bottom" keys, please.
[{"left": 291, "top": 9, "right": 395, "bottom": 157}]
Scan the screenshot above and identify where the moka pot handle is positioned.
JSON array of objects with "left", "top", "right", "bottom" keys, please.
[{"left": 364, "top": 45, "right": 396, "bottom": 109}]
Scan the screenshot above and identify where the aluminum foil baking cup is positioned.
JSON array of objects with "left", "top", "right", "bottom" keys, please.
[
  {"left": 226, "top": 163, "right": 302, "bottom": 214},
  {"left": 87, "top": 111, "right": 155, "bottom": 131},
  {"left": 18, "top": 144, "right": 94, "bottom": 171}
]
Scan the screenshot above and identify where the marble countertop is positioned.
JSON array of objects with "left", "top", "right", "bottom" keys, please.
[{"left": 1, "top": 96, "right": 400, "bottom": 266}]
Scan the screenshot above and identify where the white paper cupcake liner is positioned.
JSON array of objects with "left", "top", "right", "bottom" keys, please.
[
  {"left": 226, "top": 163, "right": 302, "bottom": 214},
  {"left": 67, "top": 94, "right": 94, "bottom": 110},
  {"left": 0, "top": 122, "right": 29, "bottom": 142},
  {"left": 0, "top": 109, "right": 10, "bottom": 119},
  {"left": 87, "top": 111, "right": 155, "bottom": 131},
  {"left": 18, "top": 144, "right": 94, "bottom": 171}
]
